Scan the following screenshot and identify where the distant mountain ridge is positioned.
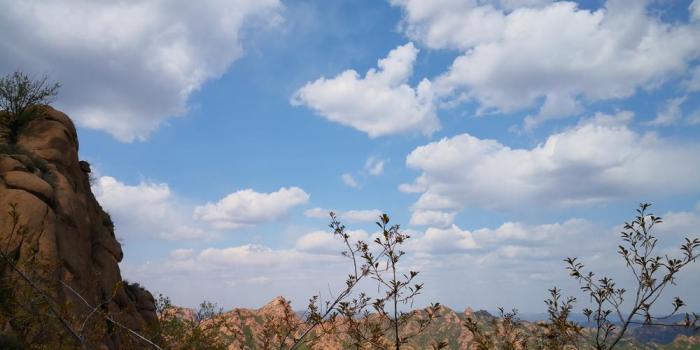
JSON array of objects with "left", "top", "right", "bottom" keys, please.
[{"left": 172, "top": 296, "right": 700, "bottom": 349}]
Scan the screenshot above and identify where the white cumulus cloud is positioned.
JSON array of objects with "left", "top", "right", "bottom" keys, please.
[
  {"left": 0, "top": 0, "right": 282, "bottom": 141},
  {"left": 653, "top": 204, "right": 700, "bottom": 238},
  {"left": 295, "top": 229, "right": 369, "bottom": 254},
  {"left": 409, "top": 219, "right": 593, "bottom": 255},
  {"left": 194, "top": 187, "right": 310, "bottom": 229},
  {"left": 93, "top": 176, "right": 206, "bottom": 240},
  {"left": 409, "top": 210, "right": 456, "bottom": 227},
  {"left": 291, "top": 43, "right": 439, "bottom": 137},
  {"left": 390, "top": 0, "right": 700, "bottom": 127},
  {"left": 409, "top": 225, "right": 478, "bottom": 253},
  {"left": 403, "top": 112, "right": 700, "bottom": 211},
  {"left": 95, "top": 176, "right": 311, "bottom": 238}
]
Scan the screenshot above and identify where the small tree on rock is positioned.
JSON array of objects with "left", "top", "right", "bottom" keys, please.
[{"left": 0, "top": 71, "right": 61, "bottom": 144}]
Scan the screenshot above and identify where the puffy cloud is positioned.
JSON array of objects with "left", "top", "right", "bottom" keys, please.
[
  {"left": 471, "top": 219, "right": 592, "bottom": 245},
  {"left": 295, "top": 229, "right": 368, "bottom": 253},
  {"left": 95, "top": 175, "right": 311, "bottom": 239},
  {"left": 409, "top": 225, "right": 478, "bottom": 253},
  {"left": 403, "top": 112, "right": 700, "bottom": 211},
  {"left": 291, "top": 43, "right": 439, "bottom": 137},
  {"left": 304, "top": 208, "right": 383, "bottom": 222},
  {"left": 194, "top": 187, "right": 309, "bottom": 229},
  {"left": 0, "top": 0, "right": 281, "bottom": 141},
  {"left": 390, "top": 0, "right": 506, "bottom": 50},
  {"left": 341, "top": 173, "right": 359, "bottom": 188},
  {"left": 391, "top": 0, "right": 700, "bottom": 126},
  {"left": 364, "top": 156, "right": 387, "bottom": 176},
  {"left": 409, "top": 210, "right": 456, "bottom": 227},
  {"left": 295, "top": 231, "right": 338, "bottom": 253},
  {"left": 654, "top": 204, "right": 700, "bottom": 238},
  {"left": 409, "top": 218, "right": 593, "bottom": 255},
  {"left": 93, "top": 176, "right": 206, "bottom": 240}
]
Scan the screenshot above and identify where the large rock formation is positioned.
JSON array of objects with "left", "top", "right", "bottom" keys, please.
[{"left": 0, "top": 106, "right": 156, "bottom": 349}]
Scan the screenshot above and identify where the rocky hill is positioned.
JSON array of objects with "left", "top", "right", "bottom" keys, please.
[
  {"left": 171, "top": 299, "right": 489, "bottom": 349},
  {"left": 0, "top": 106, "right": 156, "bottom": 349},
  {"left": 171, "top": 296, "right": 700, "bottom": 350}
]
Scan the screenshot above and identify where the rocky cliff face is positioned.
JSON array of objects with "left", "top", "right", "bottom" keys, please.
[{"left": 0, "top": 106, "right": 156, "bottom": 349}]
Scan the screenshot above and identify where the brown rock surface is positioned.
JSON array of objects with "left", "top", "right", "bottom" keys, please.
[
  {"left": 197, "top": 296, "right": 473, "bottom": 350},
  {"left": 2, "top": 170, "right": 55, "bottom": 203},
  {"left": 0, "top": 155, "right": 25, "bottom": 172},
  {"left": 0, "top": 106, "right": 156, "bottom": 349}
]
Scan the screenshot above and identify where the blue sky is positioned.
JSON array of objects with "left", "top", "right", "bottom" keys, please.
[{"left": 2, "top": 0, "right": 700, "bottom": 314}]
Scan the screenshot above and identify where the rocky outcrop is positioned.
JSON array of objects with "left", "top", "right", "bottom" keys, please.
[
  {"left": 190, "top": 296, "right": 471, "bottom": 350},
  {"left": 0, "top": 106, "right": 156, "bottom": 349}
]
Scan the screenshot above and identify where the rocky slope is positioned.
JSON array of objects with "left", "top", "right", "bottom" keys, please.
[
  {"left": 0, "top": 106, "right": 156, "bottom": 349},
  {"left": 174, "top": 297, "right": 475, "bottom": 349},
  {"left": 183, "top": 296, "right": 700, "bottom": 350}
]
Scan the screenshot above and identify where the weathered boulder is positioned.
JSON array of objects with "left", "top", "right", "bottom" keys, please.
[
  {"left": 0, "top": 106, "right": 157, "bottom": 349},
  {"left": 2, "top": 170, "right": 55, "bottom": 204},
  {"left": 0, "top": 155, "right": 24, "bottom": 173}
]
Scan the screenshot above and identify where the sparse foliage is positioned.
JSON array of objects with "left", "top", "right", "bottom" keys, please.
[
  {"left": 564, "top": 203, "right": 700, "bottom": 350},
  {"left": 286, "top": 212, "right": 370, "bottom": 350},
  {"left": 153, "top": 294, "right": 241, "bottom": 350},
  {"left": 331, "top": 213, "right": 441, "bottom": 350},
  {"left": 536, "top": 287, "right": 582, "bottom": 349},
  {"left": 463, "top": 294, "right": 582, "bottom": 350},
  {"left": 287, "top": 212, "right": 441, "bottom": 350},
  {"left": 464, "top": 308, "right": 530, "bottom": 350}
]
